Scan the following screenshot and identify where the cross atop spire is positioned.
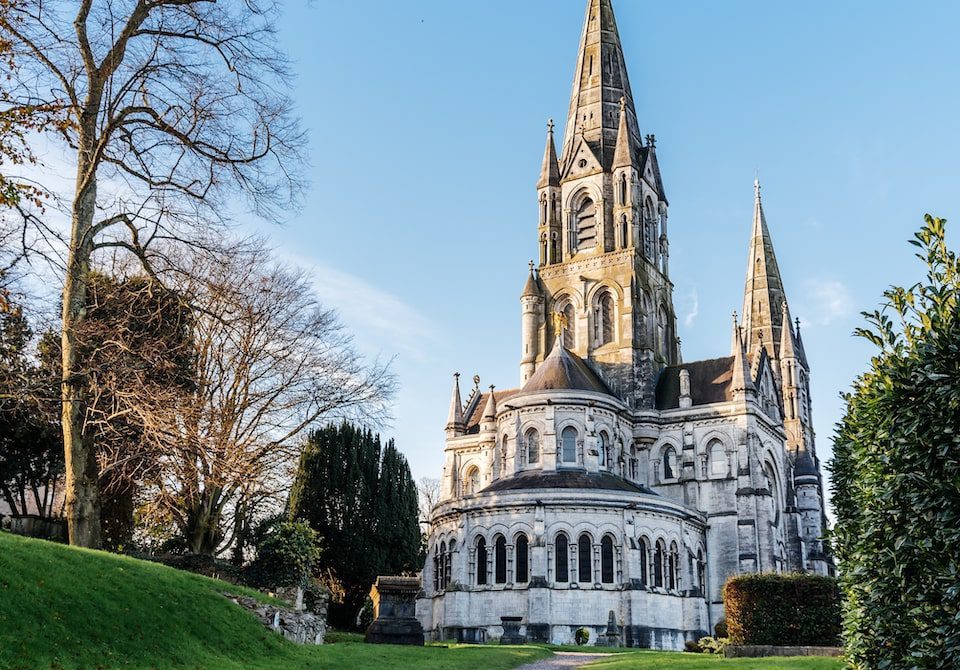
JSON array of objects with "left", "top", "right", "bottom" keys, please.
[
  {"left": 741, "top": 178, "right": 787, "bottom": 361},
  {"left": 561, "top": 0, "right": 642, "bottom": 170}
]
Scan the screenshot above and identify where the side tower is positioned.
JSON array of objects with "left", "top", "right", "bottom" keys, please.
[
  {"left": 739, "top": 181, "right": 832, "bottom": 575},
  {"left": 524, "top": 0, "right": 677, "bottom": 408}
]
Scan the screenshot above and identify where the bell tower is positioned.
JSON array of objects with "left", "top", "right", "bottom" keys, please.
[{"left": 520, "top": 0, "right": 677, "bottom": 409}]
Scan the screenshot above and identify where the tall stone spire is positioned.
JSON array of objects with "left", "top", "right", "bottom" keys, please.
[
  {"left": 741, "top": 179, "right": 787, "bottom": 360},
  {"left": 561, "top": 0, "right": 642, "bottom": 169},
  {"left": 537, "top": 120, "right": 561, "bottom": 189}
]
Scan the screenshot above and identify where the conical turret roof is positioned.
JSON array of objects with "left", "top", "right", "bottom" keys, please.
[{"left": 521, "top": 336, "right": 612, "bottom": 395}]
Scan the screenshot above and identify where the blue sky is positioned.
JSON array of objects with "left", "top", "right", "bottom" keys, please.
[{"left": 259, "top": 0, "right": 960, "bottom": 512}]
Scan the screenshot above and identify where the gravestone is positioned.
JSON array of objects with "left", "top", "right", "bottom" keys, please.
[
  {"left": 365, "top": 576, "right": 424, "bottom": 646},
  {"left": 500, "top": 616, "right": 525, "bottom": 644}
]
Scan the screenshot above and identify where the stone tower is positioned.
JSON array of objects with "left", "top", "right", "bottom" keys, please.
[{"left": 523, "top": 0, "right": 677, "bottom": 408}]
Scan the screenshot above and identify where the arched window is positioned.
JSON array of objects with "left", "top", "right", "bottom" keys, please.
[
  {"left": 654, "top": 539, "right": 665, "bottom": 587},
  {"left": 601, "top": 535, "right": 615, "bottom": 584},
  {"left": 598, "top": 432, "right": 608, "bottom": 468},
  {"left": 575, "top": 197, "right": 596, "bottom": 251},
  {"left": 561, "top": 427, "right": 578, "bottom": 464},
  {"left": 476, "top": 537, "right": 488, "bottom": 585},
  {"left": 696, "top": 548, "right": 705, "bottom": 594},
  {"left": 639, "top": 537, "right": 649, "bottom": 586},
  {"left": 709, "top": 440, "right": 727, "bottom": 477},
  {"left": 669, "top": 541, "right": 679, "bottom": 590},
  {"left": 562, "top": 301, "right": 576, "bottom": 348},
  {"left": 494, "top": 534, "right": 507, "bottom": 584},
  {"left": 433, "top": 543, "right": 442, "bottom": 591},
  {"left": 578, "top": 534, "right": 593, "bottom": 583},
  {"left": 515, "top": 534, "right": 529, "bottom": 583},
  {"left": 540, "top": 196, "right": 547, "bottom": 225},
  {"left": 438, "top": 541, "right": 447, "bottom": 589},
  {"left": 594, "top": 291, "right": 615, "bottom": 346},
  {"left": 658, "top": 306, "right": 670, "bottom": 356},
  {"left": 555, "top": 533, "right": 569, "bottom": 582},
  {"left": 619, "top": 173, "right": 628, "bottom": 205},
  {"left": 446, "top": 540, "right": 455, "bottom": 589},
  {"left": 525, "top": 429, "right": 540, "bottom": 465},
  {"left": 465, "top": 466, "right": 480, "bottom": 495},
  {"left": 539, "top": 234, "right": 547, "bottom": 266},
  {"left": 620, "top": 215, "right": 628, "bottom": 249},
  {"left": 643, "top": 198, "right": 655, "bottom": 257},
  {"left": 551, "top": 231, "right": 560, "bottom": 264},
  {"left": 662, "top": 447, "right": 677, "bottom": 480}
]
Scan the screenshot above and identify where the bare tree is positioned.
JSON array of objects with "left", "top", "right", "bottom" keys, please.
[
  {"left": 0, "top": 0, "right": 305, "bottom": 546},
  {"left": 417, "top": 476, "right": 441, "bottom": 531},
  {"left": 101, "top": 246, "right": 395, "bottom": 555}
]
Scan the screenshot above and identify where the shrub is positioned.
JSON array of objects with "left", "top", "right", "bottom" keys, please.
[
  {"left": 831, "top": 216, "right": 960, "bottom": 668},
  {"left": 723, "top": 573, "right": 840, "bottom": 647},
  {"left": 574, "top": 627, "right": 590, "bottom": 645},
  {"left": 713, "top": 617, "right": 727, "bottom": 638},
  {"left": 684, "top": 640, "right": 702, "bottom": 653},
  {"left": 244, "top": 520, "right": 321, "bottom": 589},
  {"left": 697, "top": 636, "right": 729, "bottom": 654}
]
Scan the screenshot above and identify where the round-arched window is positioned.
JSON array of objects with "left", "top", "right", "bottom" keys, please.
[
  {"left": 663, "top": 446, "right": 678, "bottom": 480},
  {"left": 525, "top": 428, "right": 540, "bottom": 465},
  {"left": 561, "top": 426, "right": 578, "bottom": 464},
  {"left": 598, "top": 432, "right": 608, "bottom": 467},
  {"left": 465, "top": 466, "right": 480, "bottom": 495},
  {"left": 576, "top": 198, "right": 596, "bottom": 251},
  {"left": 709, "top": 440, "right": 726, "bottom": 476}
]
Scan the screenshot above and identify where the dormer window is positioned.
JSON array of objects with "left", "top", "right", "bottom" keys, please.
[{"left": 663, "top": 446, "right": 677, "bottom": 480}]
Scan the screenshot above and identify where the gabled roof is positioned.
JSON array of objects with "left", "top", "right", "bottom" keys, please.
[
  {"left": 521, "top": 339, "right": 613, "bottom": 396},
  {"left": 655, "top": 357, "right": 735, "bottom": 409},
  {"left": 464, "top": 389, "right": 519, "bottom": 433}
]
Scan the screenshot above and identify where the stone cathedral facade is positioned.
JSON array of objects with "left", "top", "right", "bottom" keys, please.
[{"left": 417, "top": 0, "right": 833, "bottom": 650}]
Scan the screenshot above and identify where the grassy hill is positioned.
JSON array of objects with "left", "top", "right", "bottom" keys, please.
[{"left": 0, "top": 532, "right": 549, "bottom": 670}]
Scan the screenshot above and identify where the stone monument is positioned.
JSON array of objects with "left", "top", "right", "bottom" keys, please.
[{"left": 365, "top": 576, "right": 424, "bottom": 646}]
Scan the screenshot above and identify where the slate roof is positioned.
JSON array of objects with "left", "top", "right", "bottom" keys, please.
[
  {"left": 520, "top": 343, "right": 613, "bottom": 396},
  {"left": 482, "top": 470, "right": 658, "bottom": 495},
  {"left": 464, "top": 389, "right": 519, "bottom": 433},
  {"left": 655, "top": 356, "right": 735, "bottom": 410}
]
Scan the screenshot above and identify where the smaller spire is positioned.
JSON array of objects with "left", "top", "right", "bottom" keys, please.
[
  {"left": 794, "top": 317, "right": 809, "bottom": 366},
  {"left": 613, "top": 96, "right": 634, "bottom": 170},
  {"left": 481, "top": 385, "right": 497, "bottom": 422},
  {"left": 445, "top": 373, "right": 465, "bottom": 433},
  {"left": 537, "top": 119, "right": 561, "bottom": 189},
  {"left": 779, "top": 302, "right": 798, "bottom": 360},
  {"left": 731, "top": 314, "right": 755, "bottom": 400}
]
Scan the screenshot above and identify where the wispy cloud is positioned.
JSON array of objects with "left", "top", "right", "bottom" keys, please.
[
  {"left": 683, "top": 287, "right": 700, "bottom": 328},
  {"left": 798, "top": 278, "right": 854, "bottom": 326},
  {"left": 286, "top": 254, "right": 442, "bottom": 361}
]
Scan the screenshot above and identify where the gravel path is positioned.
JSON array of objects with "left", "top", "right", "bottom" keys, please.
[{"left": 517, "top": 652, "right": 610, "bottom": 670}]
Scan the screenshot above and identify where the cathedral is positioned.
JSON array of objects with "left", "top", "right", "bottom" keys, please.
[{"left": 417, "top": 0, "right": 833, "bottom": 650}]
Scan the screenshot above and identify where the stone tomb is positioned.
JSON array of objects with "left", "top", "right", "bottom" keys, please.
[{"left": 365, "top": 576, "right": 424, "bottom": 646}]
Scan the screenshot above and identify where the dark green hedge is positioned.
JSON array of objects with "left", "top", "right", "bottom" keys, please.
[{"left": 723, "top": 573, "right": 841, "bottom": 647}]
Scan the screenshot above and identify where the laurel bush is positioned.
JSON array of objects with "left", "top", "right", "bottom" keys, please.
[{"left": 830, "top": 216, "right": 960, "bottom": 669}]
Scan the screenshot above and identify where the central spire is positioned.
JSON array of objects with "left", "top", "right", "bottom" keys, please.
[
  {"left": 561, "top": 0, "right": 642, "bottom": 170},
  {"left": 741, "top": 179, "right": 787, "bottom": 360}
]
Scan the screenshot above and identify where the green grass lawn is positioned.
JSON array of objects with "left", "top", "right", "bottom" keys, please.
[
  {"left": 0, "top": 532, "right": 549, "bottom": 670},
  {"left": 0, "top": 531, "right": 844, "bottom": 670}
]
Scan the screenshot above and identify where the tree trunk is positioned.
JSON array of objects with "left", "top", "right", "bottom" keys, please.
[
  {"left": 186, "top": 491, "right": 223, "bottom": 556},
  {"left": 62, "top": 127, "right": 101, "bottom": 548}
]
